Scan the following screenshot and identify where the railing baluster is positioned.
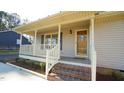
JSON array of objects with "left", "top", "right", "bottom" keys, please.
[{"left": 46, "top": 44, "right": 59, "bottom": 78}]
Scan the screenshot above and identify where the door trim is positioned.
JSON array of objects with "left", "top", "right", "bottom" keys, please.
[{"left": 75, "top": 29, "right": 88, "bottom": 58}]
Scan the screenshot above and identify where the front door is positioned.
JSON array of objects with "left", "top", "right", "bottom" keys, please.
[{"left": 76, "top": 30, "right": 88, "bottom": 57}]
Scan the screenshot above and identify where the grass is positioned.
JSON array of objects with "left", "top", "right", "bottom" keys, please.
[{"left": 0, "top": 49, "right": 19, "bottom": 55}]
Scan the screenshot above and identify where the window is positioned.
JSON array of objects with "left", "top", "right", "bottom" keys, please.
[
  {"left": 45, "top": 35, "right": 51, "bottom": 45},
  {"left": 41, "top": 33, "right": 63, "bottom": 50},
  {"left": 41, "top": 35, "right": 44, "bottom": 44},
  {"left": 51, "top": 34, "right": 58, "bottom": 45}
]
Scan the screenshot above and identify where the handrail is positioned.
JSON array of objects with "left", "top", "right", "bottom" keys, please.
[
  {"left": 46, "top": 44, "right": 59, "bottom": 78},
  {"left": 20, "top": 44, "right": 33, "bottom": 55},
  {"left": 20, "top": 44, "right": 60, "bottom": 79},
  {"left": 20, "top": 44, "right": 57, "bottom": 57}
]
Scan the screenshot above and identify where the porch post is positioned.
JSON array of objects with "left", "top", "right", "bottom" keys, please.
[
  {"left": 19, "top": 33, "right": 22, "bottom": 54},
  {"left": 58, "top": 24, "right": 61, "bottom": 59},
  {"left": 33, "top": 30, "right": 37, "bottom": 55},
  {"left": 90, "top": 18, "right": 97, "bottom": 81}
]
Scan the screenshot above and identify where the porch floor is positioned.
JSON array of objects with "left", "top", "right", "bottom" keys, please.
[
  {"left": 19, "top": 54, "right": 91, "bottom": 67},
  {"left": 59, "top": 57, "right": 91, "bottom": 67}
]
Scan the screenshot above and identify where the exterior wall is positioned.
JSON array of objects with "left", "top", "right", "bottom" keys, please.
[
  {"left": 95, "top": 15, "right": 124, "bottom": 70},
  {"left": 61, "top": 28, "right": 75, "bottom": 57},
  {"left": 36, "top": 24, "right": 89, "bottom": 58},
  {"left": 61, "top": 25, "right": 90, "bottom": 57}
]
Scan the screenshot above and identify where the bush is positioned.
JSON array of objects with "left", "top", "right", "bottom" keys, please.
[
  {"left": 112, "top": 71, "right": 124, "bottom": 80},
  {"left": 40, "top": 63, "right": 46, "bottom": 72}
]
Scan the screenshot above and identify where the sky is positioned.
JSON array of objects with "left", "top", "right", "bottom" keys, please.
[
  {"left": 0, "top": 0, "right": 85, "bottom": 22},
  {"left": 0, "top": 0, "right": 61, "bottom": 22},
  {"left": 0, "top": 0, "right": 123, "bottom": 22}
]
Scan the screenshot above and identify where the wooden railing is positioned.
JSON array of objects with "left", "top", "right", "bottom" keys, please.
[
  {"left": 20, "top": 45, "right": 33, "bottom": 55},
  {"left": 46, "top": 44, "right": 59, "bottom": 77},
  {"left": 20, "top": 44, "right": 60, "bottom": 79},
  {"left": 20, "top": 44, "right": 57, "bottom": 57}
]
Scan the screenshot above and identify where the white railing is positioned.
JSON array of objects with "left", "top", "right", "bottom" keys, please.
[
  {"left": 46, "top": 44, "right": 59, "bottom": 77},
  {"left": 20, "top": 45, "right": 33, "bottom": 55},
  {"left": 20, "top": 44, "right": 60, "bottom": 79},
  {"left": 35, "top": 44, "right": 57, "bottom": 57},
  {"left": 20, "top": 44, "right": 57, "bottom": 57},
  {"left": 35, "top": 44, "right": 46, "bottom": 57}
]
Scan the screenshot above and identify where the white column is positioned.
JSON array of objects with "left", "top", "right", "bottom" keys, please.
[
  {"left": 19, "top": 33, "right": 22, "bottom": 54},
  {"left": 90, "top": 18, "right": 97, "bottom": 81},
  {"left": 58, "top": 24, "right": 61, "bottom": 59},
  {"left": 33, "top": 30, "right": 37, "bottom": 55}
]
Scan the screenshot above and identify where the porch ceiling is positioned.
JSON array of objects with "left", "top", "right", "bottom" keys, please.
[
  {"left": 14, "top": 11, "right": 97, "bottom": 33},
  {"left": 61, "top": 20, "right": 90, "bottom": 29},
  {"left": 21, "top": 30, "right": 35, "bottom": 36},
  {"left": 23, "top": 20, "right": 90, "bottom": 36}
]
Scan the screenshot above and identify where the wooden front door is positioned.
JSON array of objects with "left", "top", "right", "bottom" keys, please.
[{"left": 76, "top": 30, "right": 88, "bottom": 57}]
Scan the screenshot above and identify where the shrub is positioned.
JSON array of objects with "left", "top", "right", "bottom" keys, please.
[
  {"left": 40, "top": 63, "right": 46, "bottom": 72},
  {"left": 112, "top": 71, "right": 124, "bottom": 80}
]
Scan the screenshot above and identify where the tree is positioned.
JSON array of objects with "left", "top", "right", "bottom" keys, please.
[
  {"left": 8, "top": 13, "right": 21, "bottom": 29},
  {"left": 0, "top": 11, "right": 8, "bottom": 30},
  {"left": 0, "top": 11, "right": 21, "bottom": 31}
]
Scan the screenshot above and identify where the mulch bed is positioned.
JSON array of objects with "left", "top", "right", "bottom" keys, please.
[
  {"left": 8, "top": 59, "right": 45, "bottom": 75},
  {"left": 96, "top": 73, "right": 116, "bottom": 81},
  {"left": 96, "top": 72, "right": 124, "bottom": 81},
  {"left": 6, "top": 59, "right": 124, "bottom": 81}
]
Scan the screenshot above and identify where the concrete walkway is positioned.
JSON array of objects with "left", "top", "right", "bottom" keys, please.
[{"left": 0, "top": 62, "right": 46, "bottom": 81}]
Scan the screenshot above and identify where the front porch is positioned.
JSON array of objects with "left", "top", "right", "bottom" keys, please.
[
  {"left": 59, "top": 57, "right": 91, "bottom": 67},
  {"left": 19, "top": 54, "right": 91, "bottom": 66},
  {"left": 20, "top": 19, "right": 91, "bottom": 59},
  {"left": 19, "top": 17, "right": 96, "bottom": 80}
]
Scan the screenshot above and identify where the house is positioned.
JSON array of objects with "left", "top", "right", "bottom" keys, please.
[
  {"left": 0, "top": 31, "right": 31, "bottom": 49},
  {"left": 14, "top": 11, "right": 124, "bottom": 81}
]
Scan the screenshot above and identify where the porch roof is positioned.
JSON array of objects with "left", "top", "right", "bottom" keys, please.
[
  {"left": 14, "top": 11, "right": 97, "bottom": 33},
  {"left": 14, "top": 11, "right": 123, "bottom": 34}
]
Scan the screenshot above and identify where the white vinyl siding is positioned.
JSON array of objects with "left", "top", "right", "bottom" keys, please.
[
  {"left": 61, "top": 25, "right": 89, "bottom": 57},
  {"left": 60, "top": 29, "right": 75, "bottom": 57},
  {"left": 95, "top": 17, "right": 124, "bottom": 70}
]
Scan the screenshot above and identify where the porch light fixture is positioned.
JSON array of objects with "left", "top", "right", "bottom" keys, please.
[{"left": 69, "top": 29, "right": 72, "bottom": 34}]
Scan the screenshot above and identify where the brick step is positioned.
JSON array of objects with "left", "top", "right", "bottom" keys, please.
[
  {"left": 48, "top": 63, "right": 91, "bottom": 81},
  {"left": 52, "top": 68, "right": 91, "bottom": 77},
  {"left": 53, "top": 63, "right": 91, "bottom": 73},
  {"left": 53, "top": 66, "right": 91, "bottom": 73},
  {"left": 47, "top": 73, "right": 63, "bottom": 81},
  {"left": 52, "top": 69, "right": 91, "bottom": 80}
]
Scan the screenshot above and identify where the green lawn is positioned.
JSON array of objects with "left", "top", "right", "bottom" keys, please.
[{"left": 0, "top": 49, "right": 19, "bottom": 55}]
